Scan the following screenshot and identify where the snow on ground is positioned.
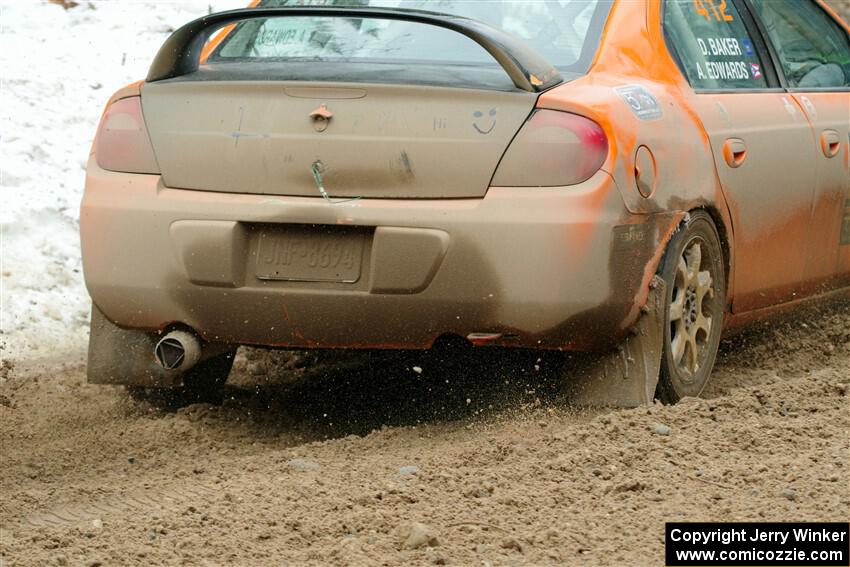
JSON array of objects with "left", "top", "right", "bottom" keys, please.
[{"left": 0, "top": 0, "right": 244, "bottom": 361}]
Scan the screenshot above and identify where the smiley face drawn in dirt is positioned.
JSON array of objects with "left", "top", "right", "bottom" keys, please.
[{"left": 473, "top": 108, "right": 497, "bottom": 134}]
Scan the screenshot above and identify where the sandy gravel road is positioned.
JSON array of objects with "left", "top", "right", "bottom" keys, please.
[{"left": 1, "top": 299, "right": 848, "bottom": 567}]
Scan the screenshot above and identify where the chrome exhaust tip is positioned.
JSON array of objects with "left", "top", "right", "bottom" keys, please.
[{"left": 154, "top": 330, "right": 202, "bottom": 372}]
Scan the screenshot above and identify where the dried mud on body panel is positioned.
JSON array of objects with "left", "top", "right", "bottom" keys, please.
[
  {"left": 542, "top": 212, "right": 685, "bottom": 351},
  {"left": 82, "top": 158, "right": 646, "bottom": 351},
  {"left": 140, "top": 80, "right": 536, "bottom": 199}
]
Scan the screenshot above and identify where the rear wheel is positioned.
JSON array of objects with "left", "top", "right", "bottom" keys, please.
[
  {"left": 656, "top": 211, "right": 726, "bottom": 404},
  {"left": 128, "top": 351, "right": 235, "bottom": 407}
]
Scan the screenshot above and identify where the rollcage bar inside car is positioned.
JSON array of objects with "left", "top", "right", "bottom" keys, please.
[{"left": 145, "top": 6, "right": 563, "bottom": 92}]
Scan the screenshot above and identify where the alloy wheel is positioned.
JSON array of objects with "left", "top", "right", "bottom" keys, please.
[{"left": 668, "top": 240, "right": 714, "bottom": 379}]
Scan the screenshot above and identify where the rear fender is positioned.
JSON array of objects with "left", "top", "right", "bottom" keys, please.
[
  {"left": 537, "top": 0, "right": 737, "bottom": 303},
  {"left": 537, "top": 77, "right": 736, "bottom": 308}
]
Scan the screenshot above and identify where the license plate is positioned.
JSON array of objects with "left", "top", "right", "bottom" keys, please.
[{"left": 255, "top": 227, "right": 364, "bottom": 283}]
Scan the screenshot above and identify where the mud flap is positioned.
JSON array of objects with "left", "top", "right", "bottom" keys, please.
[
  {"left": 565, "top": 276, "right": 666, "bottom": 407},
  {"left": 87, "top": 306, "right": 183, "bottom": 388}
]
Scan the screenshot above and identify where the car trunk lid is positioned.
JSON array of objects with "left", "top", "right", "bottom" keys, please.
[{"left": 141, "top": 78, "right": 537, "bottom": 199}]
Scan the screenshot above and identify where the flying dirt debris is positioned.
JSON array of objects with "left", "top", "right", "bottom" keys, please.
[{"left": 1, "top": 301, "right": 848, "bottom": 565}]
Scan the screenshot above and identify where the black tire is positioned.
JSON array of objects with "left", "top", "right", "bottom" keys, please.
[
  {"left": 128, "top": 351, "right": 235, "bottom": 407},
  {"left": 656, "top": 211, "right": 726, "bottom": 404}
]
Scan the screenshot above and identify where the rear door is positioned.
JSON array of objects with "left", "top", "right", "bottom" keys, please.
[
  {"left": 746, "top": 0, "right": 850, "bottom": 289},
  {"left": 663, "top": 0, "right": 819, "bottom": 312}
]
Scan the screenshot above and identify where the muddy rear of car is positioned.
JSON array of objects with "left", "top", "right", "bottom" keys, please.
[
  {"left": 82, "top": 2, "right": 650, "bottom": 395},
  {"left": 81, "top": 0, "right": 850, "bottom": 407}
]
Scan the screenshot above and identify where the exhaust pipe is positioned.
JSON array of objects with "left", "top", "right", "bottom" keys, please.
[{"left": 154, "top": 330, "right": 202, "bottom": 372}]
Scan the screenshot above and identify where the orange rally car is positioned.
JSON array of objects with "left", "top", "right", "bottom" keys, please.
[{"left": 82, "top": 0, "right": 850, "bottom": 406}]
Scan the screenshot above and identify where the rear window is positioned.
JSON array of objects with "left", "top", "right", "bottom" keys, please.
[{"left": 207, "top": 1, "right": 611, "bottom": 77}]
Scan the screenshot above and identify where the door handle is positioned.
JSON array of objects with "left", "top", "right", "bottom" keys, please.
[
  {"left": 820, "top": 130, "right": 841, "bottom": 158},
  {"left": 722, "top": 138, "right": 747, "bottom": 168}
]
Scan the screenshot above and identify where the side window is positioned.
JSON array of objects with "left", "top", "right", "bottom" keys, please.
[
  {"left": 664, "top": 0, "right": 769, "bottom": 89},
  {"left": 749, "top": 0, "right": 850, "bottom": 89}
]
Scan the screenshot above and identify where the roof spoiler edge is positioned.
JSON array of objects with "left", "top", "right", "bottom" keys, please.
[{"left": 145, "top": 6, "right": 563, "bottom": 92}]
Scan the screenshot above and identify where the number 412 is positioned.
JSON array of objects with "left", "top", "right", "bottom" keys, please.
[{"left": 693, "top": 0, "right": 734, "bottom": 22}]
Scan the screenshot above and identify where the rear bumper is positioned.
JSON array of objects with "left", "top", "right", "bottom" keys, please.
[{"left": 81, "top": 159, "right": 678, "bottom": 351}]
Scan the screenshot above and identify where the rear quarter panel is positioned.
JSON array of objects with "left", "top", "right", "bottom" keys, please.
[{"left": 538, "top": 0, "right": 736, "bottom": 299}]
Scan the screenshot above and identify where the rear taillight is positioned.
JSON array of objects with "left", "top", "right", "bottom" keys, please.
[
  {"left": 491, "top": 110, "right": 608, "bottom": 187},
  {"left": 94, "top": 96, "right": 159, "bottom": 174}
]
